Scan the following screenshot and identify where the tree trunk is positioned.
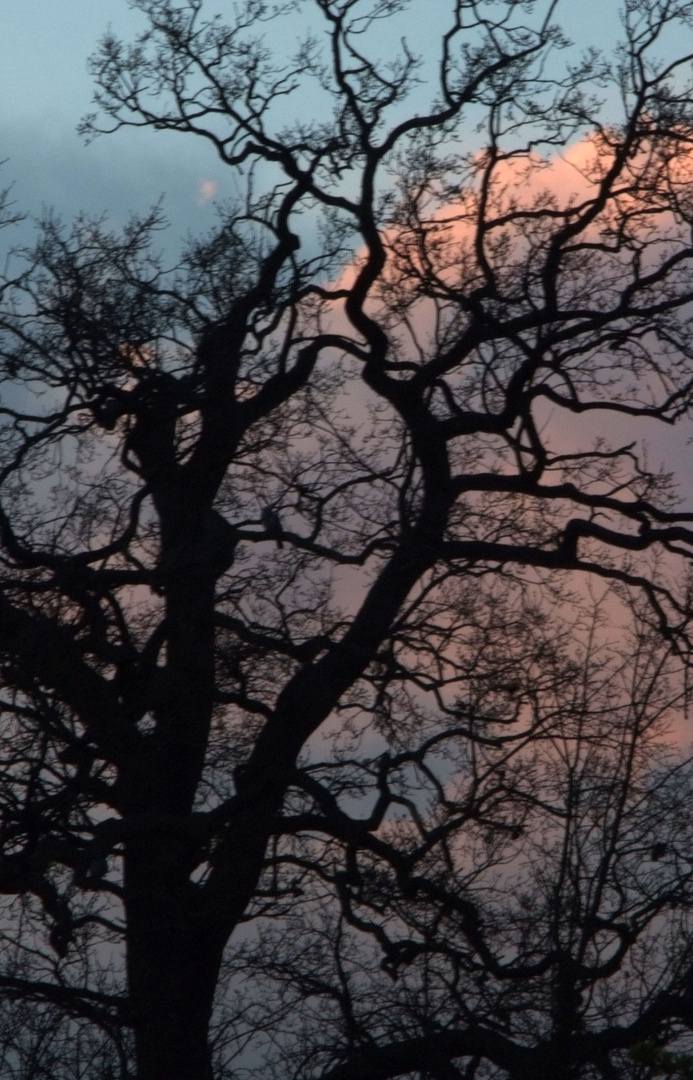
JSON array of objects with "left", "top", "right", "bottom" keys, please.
[
  {"left": 125, "top": 837, "right": 223, "bottom": 1080},
  {"left": 129, "top": 945, "right": 218, "bottom": 1080}
]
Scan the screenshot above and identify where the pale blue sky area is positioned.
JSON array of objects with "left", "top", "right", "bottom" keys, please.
[
  {"left": 0, "top": 0, "right": 627, "bottom": 239},
  {"left": 0, "top": 0, "right": 227, "bottom": 248}
]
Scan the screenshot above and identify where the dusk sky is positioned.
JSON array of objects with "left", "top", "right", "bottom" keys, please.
[
  {"left": 1, "top": 0, "right": 227, "bottom": 250},
  {"left": 0, "top": 0, "right": 618, "bottom": 239},
  {"left": 1, "top": 0, "right": 690, "bottom": 498}
]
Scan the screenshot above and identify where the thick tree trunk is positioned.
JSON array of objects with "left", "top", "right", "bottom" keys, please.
[
  {"left": 128, "top": 940, "right": 219, "bottom": 1080},
  {"left": 125, "top": 834, "right": 224, "bottom": 1080},
  {"left": 120, "top": 531, "right": 225, "bottom": 1079}
]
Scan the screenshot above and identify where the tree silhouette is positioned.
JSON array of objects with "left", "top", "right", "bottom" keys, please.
[
  {"left": 2, "top": 1, "right": 693, "bottom": 1077},
  {"left": 223, "top": 595, "right": 693, "bottom": 1080}
]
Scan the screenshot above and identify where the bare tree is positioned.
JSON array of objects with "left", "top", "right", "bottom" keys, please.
[
  {"left": 223, "top": 593, "right": 693, "bottom": 1080},
  {"left": 2, "top": 1, "right": 693, "bottom": 1077}
]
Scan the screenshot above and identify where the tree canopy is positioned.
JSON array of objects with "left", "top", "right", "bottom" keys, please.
[{"left": 2, "top": 1, "right": 693, "bottom": 1078}]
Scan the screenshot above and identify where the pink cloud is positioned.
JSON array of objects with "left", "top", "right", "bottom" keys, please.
[{"left": 195, "top": 178, "right": 218, "bottom": 205}]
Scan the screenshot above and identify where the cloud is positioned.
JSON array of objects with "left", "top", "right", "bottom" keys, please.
[{"left": 195, "top": 179, "right": 218, "bottom": 205}]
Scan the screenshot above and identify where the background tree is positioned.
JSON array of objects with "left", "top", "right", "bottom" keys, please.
[
  {"left": 2, "top": 0, "right": 693, "bottom": 1077},
  {"left": 223, "top": 592, "right": 693, "bottom": 1080}
]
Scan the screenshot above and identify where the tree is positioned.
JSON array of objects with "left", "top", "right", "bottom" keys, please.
[
  {"left": 2, "top": 0, "right": 693, "bottom": 1076},
  {"left": 224, "top": 594, "right": 693, "bottom": 1080}
]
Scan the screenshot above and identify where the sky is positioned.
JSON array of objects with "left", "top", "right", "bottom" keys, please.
[
  {"left": 0, "top": 0, "right": 227, "bottom": 250},
  {"left": 0, "top": 0, "right": 621, "bottom": 240},
  {"left": 0, "top": 0, "right": 691, "bottom": 501}
]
